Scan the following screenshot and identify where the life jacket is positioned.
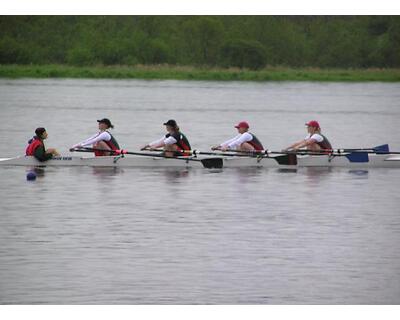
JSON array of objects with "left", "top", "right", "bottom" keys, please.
[
  {"left": 26, "top": 136, "right": 43, "bottom": 156},
  {"left": 166, "top": 132, "right": 191, "bottom": 156},
  {"left": 247, "top": 133, "right": 264, "bottom": 151},
  {"left": 316, "top": 133, "right": 332, "bottom": 150},
  {"left": 94, "top": 131, "right": 121, "bottom": 157}
]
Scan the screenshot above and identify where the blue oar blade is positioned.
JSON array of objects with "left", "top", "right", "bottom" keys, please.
[
  {"left": 345, "top": 152, "right": 369, "bottom": 163},
  {"left": 373, "top": 144, "right": 389, "bottom": 154}
]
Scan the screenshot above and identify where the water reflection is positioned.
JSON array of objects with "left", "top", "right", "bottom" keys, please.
[
  {"left": 91, "top": 167, "right": 124, "bottom": 178},
  {"left": 25, "top": 166, "right": 46, "bottom": 180},
  {"left": 348, "top": 169, "right": 369, "bottom": 177},
  {"left": 32, "top": 167, "right": 46, "bottom": 177},
  {"left": 277, "top": 168, "right": 298, "bottom": 173},
  {"left": 229, "top": 167, "right": 264, "bottom": 184},
  {"left": 160, "top": 168, "right": 190, "bottom": 182}
]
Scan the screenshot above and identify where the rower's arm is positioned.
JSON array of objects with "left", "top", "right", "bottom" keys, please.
[
  {"left": 220, "top": 134, "right": 241, "bottom": 148},
  {"left": 293, "top": 139, "right": 318, "bottom": 149},
  {"left": 227, "top": 132, "right": 252, "bottom": 149},
  {"left": 148, "top": 136, "right": 177, "bottom": 148},
  {"left": 285, "top": 140, "right": 305, "bottom": 150},
  {"left": 73, "top": 132, "right": 111, "bottom": 148}
]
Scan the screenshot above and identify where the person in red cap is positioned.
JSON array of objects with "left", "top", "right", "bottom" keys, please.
[
  {"left": 212, "top": 121, "right": 264, "bottom": 152},
  {"left": 141, "top": 119, "right": 191, "bottom": 157},
  {"left": 70, "top": 118, "right": 120, "bottom": 156},
  {"left": 283, "top": 120, "right": 332, "bottom": 152}
]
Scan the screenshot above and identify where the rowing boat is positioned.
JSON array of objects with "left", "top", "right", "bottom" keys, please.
[
  {"left": 0, "top": 155, "right": 205, "bottom": 168},
  {"left": 1, "top": 153, "right": 400, "bottom": 168}
]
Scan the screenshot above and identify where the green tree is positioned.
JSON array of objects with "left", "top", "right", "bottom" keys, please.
[
  {"left": 182, "top": 17, "right": 223, "bottom": 65},
  {"left": 221, "top": 39, "right": 266, "bottom": 70}
]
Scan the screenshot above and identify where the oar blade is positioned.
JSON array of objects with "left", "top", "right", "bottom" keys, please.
[
  {"left": 373, "top": 144, "right": 389, "bottom": 154},
  {"left": 201, "top": 158, "right": 223, "bottom": 169},
  {"left": 273, "top": 154, "right": 298, "bottom": 165},
  {"left": 345, "top": 152, "right": 369, "bottom": 163}
]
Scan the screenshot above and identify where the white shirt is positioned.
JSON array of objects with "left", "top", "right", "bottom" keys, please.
[
  {"left": 73, "top": 131, "right": 112, "bottom": 148},
  {"left": 220, "top": 132, "right": 253, "bottom": 149},
  {"left": 149, "top": 135, "right": 177, "bottom": 147},
  {"left": 305, "top": 133, "right": 324, "bottom": 143}
]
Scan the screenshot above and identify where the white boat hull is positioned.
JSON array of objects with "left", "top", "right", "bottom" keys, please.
[
  {"left": 0, "top": 156, "right": 205, "bottom": 168},
  {"left": 0, "top": 154, "right": 399, "bottom": 168}
]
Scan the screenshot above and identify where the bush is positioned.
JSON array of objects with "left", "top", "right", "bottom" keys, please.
[
  {"left": 220, "top": 39, "right": 266, "bottom": 70},
  {"left": 0, "top": 37, "right": 32, "bottom": 64},
  {"left": 137, "top": 39, "right": 171, "bottom": 64},
  {"left": 66, "top": 47, "right": 96, "bottom": 66}
]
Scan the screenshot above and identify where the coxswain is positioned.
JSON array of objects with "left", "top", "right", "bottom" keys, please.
[
  {"left": 25, "top": 127, "right": 60, "bottom": 161},
  {"left": 71, "top": 118, "right": 120, "bottom": 156},
  {"left": 283, "top": 120, "right": 332, "bottom": 152},
  {"left": 141, "top": 119, "right": 191, "bottom": 157},
  {"left": 211, "top": 121, "right": 264, "bottom": 152}
]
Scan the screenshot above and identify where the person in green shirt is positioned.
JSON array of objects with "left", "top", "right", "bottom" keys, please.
[{"left": 25, "top": 127, "right": 60, "bottom": 162}]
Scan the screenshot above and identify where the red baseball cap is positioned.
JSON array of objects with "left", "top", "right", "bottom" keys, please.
[
  {"left": 234, "top": 121, "right": 249, "bottom": 129},
  {"left": 305, "top": 120, "right": 320, "bottom": 129}
]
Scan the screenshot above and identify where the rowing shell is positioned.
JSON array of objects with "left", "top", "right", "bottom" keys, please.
[
  {"left": 1, "top": 154, "right": 400, "bottom": 168},
  {"left": 0, "top": 155, "right": 205, "bottom": 168}
]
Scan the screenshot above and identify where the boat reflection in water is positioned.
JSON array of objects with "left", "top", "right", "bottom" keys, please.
[
  {"left": 91, "top": 166, "right": 124, "bottom": 177},
  {"left": 348, "top": 169, "right": 369, "bottom": 177},
  {"left": 26, "top": 166, "right": 46, "bottom": 179}
]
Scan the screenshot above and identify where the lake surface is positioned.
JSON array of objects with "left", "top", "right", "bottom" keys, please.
[{"left": 0, "top": 79, "right": 400, "bottom": 304}]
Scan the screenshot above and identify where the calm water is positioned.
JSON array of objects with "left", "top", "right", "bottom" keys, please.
[{"left": 0, "top": 79, "right": 400, "bottom": 304}]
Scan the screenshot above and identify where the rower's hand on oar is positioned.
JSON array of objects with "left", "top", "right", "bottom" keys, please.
[
  {"left": 211, "top": 146, "right": 221, "bottom": 151},
  {"left": 114, "top": 149, "right": 127, "bottom": 155},
  {"left": 220, "top": 146, "right": 230, "bottom": 152},
  {"left": 140, "top": 145, "right": 150, "bottom": 151},
  {"left": 70, "top": 144, "right": 82, "bottom": 152}
]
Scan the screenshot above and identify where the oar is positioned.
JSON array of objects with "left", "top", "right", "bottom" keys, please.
[
  {"left": 217, "top": 144, "right": 395, "bottom": 155},
  {"left": 145, "top": 148, "right": 258, "bottom": 158},
  {"left": 70, "top": 147, "right": 223, "bottom": 169},
  {"left": 145, "top": 145, "right": 400, "bottom": 156},
  {"left": 337, "top": 144, "right": 389, "bottom": 153},
  {"left": 140, "top": 145, "right": 399, "bottom": 165},
  {"left": 141, "top": 148, "right": 299, "bottom": 165},
  {"left": 278, "top": 144, "right": 393, "bottom": 154}
]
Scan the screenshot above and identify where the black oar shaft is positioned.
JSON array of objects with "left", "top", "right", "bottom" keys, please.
[{"left": 70, "top": 147, "right": 223, "bottom": 169}]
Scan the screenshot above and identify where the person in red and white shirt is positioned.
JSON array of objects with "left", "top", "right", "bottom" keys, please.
[
  {"left": 283, "top": 120, "right": 332, "bottom": 151},
  {"left": 212, "top": 121, "right": 264, "bottom": 152},
  {"left": 71, "top": 118, "right": 120, "bottom": 156},
  {"left": 141, "top": 119, "right": 191, "bottom": 157}
]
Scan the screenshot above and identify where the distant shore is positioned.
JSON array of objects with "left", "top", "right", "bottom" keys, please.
[{"left": 1, "top": 64, "right": 400, "bottom": 82}]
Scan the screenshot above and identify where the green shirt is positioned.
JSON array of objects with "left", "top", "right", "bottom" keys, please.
[{"left": 33, "top": 144, "right": 53, "bottom": 162}]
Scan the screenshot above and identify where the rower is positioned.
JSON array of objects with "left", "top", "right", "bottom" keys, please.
[
  {"left": 283, "top": 120, "right": 332, "bottom": 152},
  {"left": 141, "top": 119, "right": 191, "bottom": 157},
  {"left": 71, "top": 118, "right": 120, "bottom": 156},
  {"left": 211, "top": 121, "right": 264, "bottom": 152},
  {"left": 26, "top": 127, "right": 60, "bottom": 162}
]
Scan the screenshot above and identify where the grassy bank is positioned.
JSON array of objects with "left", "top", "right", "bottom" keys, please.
[{"left": 1, "top": 64, "right": 400, "bottom": 82}]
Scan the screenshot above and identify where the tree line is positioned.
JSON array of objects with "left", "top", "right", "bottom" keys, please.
[{"left": 0, "top": 16, "right": 399, "bottom": 70}]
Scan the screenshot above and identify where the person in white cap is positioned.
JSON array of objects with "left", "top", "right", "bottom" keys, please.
[
  {"left": 283, "top": 120, "right": 332, "bottom": 151},
  {"left": 212, "top": 121, "right": 264, "bottom": 152}
]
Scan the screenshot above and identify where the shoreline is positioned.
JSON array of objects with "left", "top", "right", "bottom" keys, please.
[{"left": 1, "top": 64, "right": 400, "bottom": 82}]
